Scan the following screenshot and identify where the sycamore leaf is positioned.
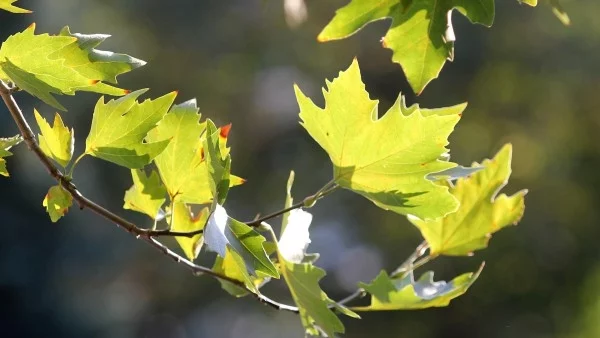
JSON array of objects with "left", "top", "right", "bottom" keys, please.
[
  {"left": 296, "top": 59, "right": 462, "bottom": 220},
  {"left": 354, "top": 263, "right": 484, "bottom": 311},
  {"left": 0, "top": 135, "right": 22, "bottom": 177},
  {"left": 0, "top": 24, "right": 144, "bottom": 110},
  {"left": 85, "top": 89, "right": 175, "bottom": 168},
  {"left": 171, "top": 202, "right": 208, "bottom": 261},
  {"left": 408, "top": 144, "right": 527, "bottom": 256},
  {"left": 204, "top": 205, "right": 279, "bottom": 278},
  {"left": 34, "top": 109, "right": 73, "bottom": 168},
  {"left": 204, "top": 119, "right": 231, "bottom": 204},
  {"left": 318, "top": 0, "right": 495, "bottom": 93},
  {"left": 0, "top": 0, "right": 30, "bottom": 13},
  {"left": 279, "top": 209, "right": 313, "bottom": 263},
  {"left": 43, "top": 185, "right": 72, "bottom": 222},
  {"left": 123, "top": 169, "right": 166, "bottom": 220},
  {"left": 212, "top": 246, "right": 262, "bottom": 297}
]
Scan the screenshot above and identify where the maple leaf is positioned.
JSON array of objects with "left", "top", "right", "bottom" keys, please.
[
  {"left": 43, "top": 185, "right": 73, "bottom": 222},
  {"left": 0, "top": 0, "right": 30, "bottom": 13},
  {"left": 354, "top": 263, "right": 484, "bottom": 311},
  {"left": 0, "top": 24, "right": 144, "bottom": 110},
  {"left": 123, "top": 169, "right": 167, "bottom": 220},
  {"left": 318, "top": 0, "right": 495, "bottom": 93},
  {"left": 408, "top": 144, "right": 527, "bottom": 256},
  {"left": 34, "top": 110, "right": 73, "bottom": 168},
  {"left": 171, "top": 201, "right": 208, "bottom": 261},
  {"left": 84, "top": 89, "right": 175, "bottom": 169},
  {"left": 296, "top": 59, "right": 462, "bottom": 220},
  {"left": 0, "top": 135, "right": 22, "bottom": 177}
]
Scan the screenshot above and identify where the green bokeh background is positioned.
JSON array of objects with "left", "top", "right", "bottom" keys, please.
[{"left": 1, "top": 0, "right": 598, "bottom": 337}]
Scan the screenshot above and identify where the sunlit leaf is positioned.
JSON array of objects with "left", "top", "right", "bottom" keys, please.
[
  {"left": 354, "top": 263, "right": 484, "bottom": 311},
  {"left": 0, "top": 135, "right": 22, "bottom": 177},
  {"left": 43, "top": 185, "right": 72, "bottom": 222},
  {"left": 34, "top": 109, "right": 73, "bottom": 168},
  {"left": 85, "top": 89, "right": 175, "bottom": 168},
  {"left": 318, "top": 0, "right": 495, "bottom": 93},
  {"left": 123, "top": 169, "right": 166, "bottom": 220},
  {"left": 212, "top": 246, "right": 260, "bottom": 297},
  {"left": 296, "top": 59, "right": 463, "bottom": 220},
  {"left": 408, "top": 144, "right": 527, "bottom": 256},
  {"left": 171, "top": 201, "right": 208, "bottom": 260},
  {"left": 0, "top": 24, "right": 144, "bottom": 110},
  {"left": 0, "top": 0, "right": 30, "bottom": 13},
  {"left": 204, "top": 205, "right": 279, "bottom": 278},
  {"left": 204, "top": 119, "right": 231, "bottom": 204}
]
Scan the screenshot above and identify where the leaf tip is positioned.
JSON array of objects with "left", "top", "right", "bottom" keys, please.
[
  {"left": 27, "top": 22, "right": 36, "bottom": 30},
  {"left": 123, "top": 89, "right": 132, "bottom": 95},
  {"left": 220, "top": 124, "right": 232, "bottom": 138},
  {"left": 89, "top": 79, "right": 100, "bottom": 85}
]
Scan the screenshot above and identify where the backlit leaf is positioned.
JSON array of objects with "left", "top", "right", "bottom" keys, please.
[
  {"left": 408, "top": 144, "right": 526, "bottom": 256},
  {"left": 123, "top": 169, "right": 167, "bottom": 220},
  {"left": 0, "top": 24, "right": 144, "bottom": 110},
  {"left": 0, "top": 135, "right": 22, "bottom": 177},
  {"left": 204, "top": 119, "right": 231, "bottom": 204},
  {"left": 85, "top": 89, "right": 175, "bottom": 168},
  {"left": 354, "top": 263, "right": 484, "bottom": 311},
  {"left": 0, "top": 0, "right": 30, "bottom": 13},
  {"left": 296, "top": 59, "right": 462, "bottom": 220},
  {"left": 212, "top": 246, "right": 259, "bottom": 297},
  {"left": 171, "top": 201, "right": 208, "bottom": 260},
  {"left": 34, "top": 109, "right": 73, "bottom": 168},
  {"left": 43, "top": 185, "right": 72, "bottom": 222}
]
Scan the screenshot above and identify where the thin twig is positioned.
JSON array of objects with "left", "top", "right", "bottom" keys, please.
[
  {"left": 390, "top": 240, "right": 430, "bottom": 278},
  {"left": 0, "top": 81, "right": 300, "bottom": 313}
]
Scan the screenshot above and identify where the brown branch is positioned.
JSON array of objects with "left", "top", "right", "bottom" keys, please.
[{"left": 0, "top": 81, "right": 299, "bottom": 314}]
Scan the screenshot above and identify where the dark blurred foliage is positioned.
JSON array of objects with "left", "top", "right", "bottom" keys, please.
[{"left": 1, "top": 0, "right": 599, "bottom": 337}]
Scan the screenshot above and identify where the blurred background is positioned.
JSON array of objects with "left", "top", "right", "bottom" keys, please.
[{"left": 0, "top": 0, "right": 597, "bottom": 337}]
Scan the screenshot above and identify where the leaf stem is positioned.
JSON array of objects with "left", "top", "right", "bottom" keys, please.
[
  {"left": 67, "top": 152, "right": 86, "bottom": 177},
  {"left": 0, "top": 80, "right": 301, "bottom": 313}
]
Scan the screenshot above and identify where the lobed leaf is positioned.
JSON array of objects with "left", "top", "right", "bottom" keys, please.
[
  {"left": 408, "top": 144, "right": 527, "bottom": 256},
  {"left": 43, "top": 185, "right": 72, "bottom": 222},
  {"left": 296, "top": 59, "right": 463, "bottom": 220},
  {"left": 34, "top": 110, "right": 73, "bottom": 168},
  {"left": 204, "top": 119, "right": 231, "bottom": 204},
  {"left": 0, "top": 0, "right": 30, "bottom": 13},
  {"left": 354, "top": 263, "right": 484, "bottom": 311},
  {"left": 0, "top": 135, "right": 23, "bottom": 177},
  {"left": 212, "top": 246, "right": 262, "bottom": 297},
  {"left": 123, "top": 169, "right": 167, "bottom": 220},
  {"left": 171, "top": 202, "right": 208, "bottom": 261},
  {"left": 85, "top": 89, "right": 175, "bottom": 169},
  {"left": 0, "top": 24, "right": 144, "bottom": 110}
]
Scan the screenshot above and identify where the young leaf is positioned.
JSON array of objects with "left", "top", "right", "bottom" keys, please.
[
  {"left": 353, "top": 263, "right": 484, "bottom": 311},
  {"left": 34, "top": 109, "right": 73, "bottom": 168},
  {"left": 171, "top": 202, "right": 208, "bottom": 261},
  {"left": 43, "top": 185, "right": 73, "bottom": 222},
  {"left": 85, "top": 89, "right": 175, "bottom": 168},
  {"left": 318, "top": 0, "right": 495, "bottom": 93},
  {"left": 0, "top": 24, "right": 144, "bottom": 110},
  {"left": 204, "top": 119, "right": 231, "bottom": 204},
  {"left": 123, "top": 169, "right": 167, "bottom": 220},
  {"left": 278, "top": 209, "right": 312, "bottom": 263},
  {"left": 296, "top": 59, "right": 462, "bottom": 220},
  {"left": 408, "top": 144, "right": 527, "bottom": 256},
  {"left": 0, "top": 135, "right": 23, "bottom": 177},
  {"left": 0, "top": 0, "right": 30, "bottom": 13},
  {"left": 204, "top": 205, "right": 279, "bottom": 278}
]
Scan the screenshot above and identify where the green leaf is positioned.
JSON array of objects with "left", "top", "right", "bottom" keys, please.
[
  {"left": 204, "top": 205, "right": 280, "bottom": 278},
  {"left": 212, "top": 246, "right": 259, "bottom": 297},
  {"left": 0, "top": 24, "right": 144, "bottom": 110},
  {"left": 34, "top": 109, "right": 73, "bottom": 168},
  {"left": 0, "top": 0, "right": 31, "bottom": 13},
  {"left": 318, "top": 0, "right": 495, "bottom": 93},
  {"left": 408, "top": 144, "right": 527, "bottom": 256},
  {"left": 43, "top": 185, "right": 73, "bottom": 222},
  {"left": 354, "top": 263, "right": 484, "bottom": 311},
  {"left": 281, "top": 170, "right": 295, "bottom": 235},
  {"left": 123, "top": 169, "right": 167, "bottom": 220},
  {"left": 171, "top": 201, "right": 208, "bottom": 261},
  {"left": 85, "top": 89, "right": 175, "bottom": 168},
  {"left": 296, "top": 59, "right": 462, "bottom": 220},
  {"left": 0, "top": 135, "right": 22, "bottom": 177},
  {"left": 204, "top": 119, "right": 231, "bottom": 204}
]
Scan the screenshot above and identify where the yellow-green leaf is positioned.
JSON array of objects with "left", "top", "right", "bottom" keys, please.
[
  {"left": 0, "top": 135, "right": 22, "bottom": 177},
  {"left": 85, "top": 89, "right": 175, "bottom": 169},
  {"left": 123, "top": 169, "right": 167, "bottom": 220},
  {"left": 354, "top": 263, "right": 484, "bottom": 311},
  {"left": 34, "top": 109, "right": 73, "bottom": 168},
  {"left": 212, "top": 246, "right": 260, "bottom": 297},
  {"left": 43, "top": 185, "right": 72, "bottom": 222},
  {"left": 0, "top": 0, "right": 30, "bottom": 13},
  {"left": 296, "top": 59, "right": 462, "bottom": 220},
  {"left": 171, "top": 201, "right": 208, "bottom": 260},
  {"left": 409, "top": 144, "right": 527, "bottom": 256}
]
